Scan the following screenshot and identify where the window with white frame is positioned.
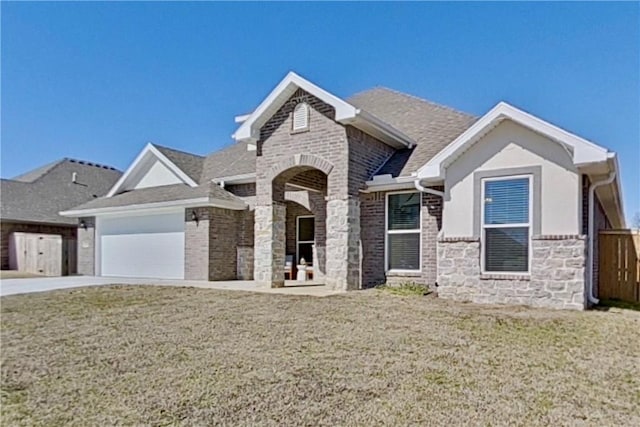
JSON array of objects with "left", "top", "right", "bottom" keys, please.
[
  {"left": 482, "top": 176, "right": 531, "bottom": 273},
  {"left": 292, "top": 102, "right": 309, "bottom": 132},
  {"left": 386, "top": 192, "right": 421, "bottom": 271},
  {"left": 296, "top": 216, "right": 315, "bottom": 265}
]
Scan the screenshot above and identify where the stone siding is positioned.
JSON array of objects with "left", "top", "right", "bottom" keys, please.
[
  {"left": 437, "top": 235, "right": 587, "bottom": 310},
  {"left": 1, "top": 221, "right": 77, "bottom": 271}
]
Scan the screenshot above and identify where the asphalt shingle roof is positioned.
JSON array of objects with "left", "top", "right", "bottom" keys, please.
[
  {"left": 1, "top": 159, "right": 122, "bottom": 225},
  {"left": 69, "top": 182, "right": 244, "bottom": 211},
  {"left": 199, "top": 140, "right": 256, "bottom": 183},
  {"left": 153, "top": 144, "right": 205, "bottom": 183},
  {"left": 348, "top": 87, "right": 478, "bottom": 177}
]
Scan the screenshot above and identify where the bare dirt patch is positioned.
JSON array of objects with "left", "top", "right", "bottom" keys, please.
[{"left": 2, "top": 286, "right": 639, "bottom": 426}]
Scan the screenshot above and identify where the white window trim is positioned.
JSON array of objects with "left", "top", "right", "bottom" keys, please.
[
  {"left": 385, "top": 190, "right": 422, "bottom": 274},
  {"left": 480, "top": 174, "right": 533, "bottom": 275},
  {"left": 296, "top": 215, "right": 315, "bottom": 265}
]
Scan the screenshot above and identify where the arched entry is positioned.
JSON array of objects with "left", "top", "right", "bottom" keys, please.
[{"left": 254, "top": 154, "right": 361, "bottom": 291}]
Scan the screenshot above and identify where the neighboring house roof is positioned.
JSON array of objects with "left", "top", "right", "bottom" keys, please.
[
  {"left": 62, "top": 182, "right": 246, "bottom": 215},
  {"left": 1, "top": 159, "right": 121, "bottom": 225},
  {"left": 153, "top": 144, "right": 204, "bottom": 182},
  {"left": 348, "top": 87, "right": 478, "bottom": 177}
]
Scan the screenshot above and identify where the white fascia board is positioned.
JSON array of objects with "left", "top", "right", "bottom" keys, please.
[
  {"left": 212, "top": 173, "right": 256, "bottom": 185},
  {"left": 364, "top": 175, "right": 426, "bottom": 192},
  {"left": 60, "top": 197, "right": 246, "bottom": 218},
  {"left": 233, "top": 71, "right": 358, "bottom": 143},
  {"left": 607, "top": 153, "right": 626, "bottom": 228},
  {"left": 234, "top": 114, "right": 251, "bottom": 124},
  {"left": 106, "top": 143, "right": 198, "bottom": 197},
  {"left": 417, "top": 102, "right": 610, "bottom": 180},
  {"left": 351, "top": 110, "right": 415, "bottom": 149}
]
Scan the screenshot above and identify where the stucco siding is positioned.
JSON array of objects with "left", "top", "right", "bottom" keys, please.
[
  {"left": 133, "top": 159, "right": 183, "bottom": 189},
  {"left": 443, "top": 120, "right": 581, "bottom": 237}
]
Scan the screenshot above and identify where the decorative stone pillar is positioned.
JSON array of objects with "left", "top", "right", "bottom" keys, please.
[
  {"left": 325, "top": 196, "right": 361, "bottom": 291},
  {"left": 254, "top": 203, "right": 286, "bottom": 288}
]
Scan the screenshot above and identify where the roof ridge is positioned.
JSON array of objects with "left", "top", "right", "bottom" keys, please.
[
  {"left": 351, "top": 86, "right": 478, "bottom": 119},
  {"left": 152, "top": 143, "right": 205, "bottom": 159},
  {"left": 62, "top": 158, "right": 119, "bottom": 171}
]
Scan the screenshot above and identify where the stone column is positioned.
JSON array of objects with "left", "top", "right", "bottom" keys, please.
[
  {"left": 325, "top": 196, "right": 361, "bottom": 291},
  {"left": 254, "top": 202, "right": 286, "bottom": 288}
]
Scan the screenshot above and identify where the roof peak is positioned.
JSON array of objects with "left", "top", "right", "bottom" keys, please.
[{"left": 150, "top": 143, "right": 205, "bottom": 159}]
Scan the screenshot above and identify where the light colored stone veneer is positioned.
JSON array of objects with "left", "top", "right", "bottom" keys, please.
[
  {"left": 437, "top": 235, "right": 587, "bottom": 310},
  {"left": 325, "top": 197, "right": 361, "bottom": 291},
  {"left": 254, "top": 203, "right": 286, "bottom": 288}
]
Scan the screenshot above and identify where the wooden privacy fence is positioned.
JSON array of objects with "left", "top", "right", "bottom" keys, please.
[{"left": 598, "top": 230, "right": 640, "bottom": 303}]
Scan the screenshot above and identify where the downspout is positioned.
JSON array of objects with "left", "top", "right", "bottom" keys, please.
[
  {"left": 414, "top": 178, "right": 445, "bottom": 197},
  {"left": 587, "top": 171, "right": 616, "bottom": 305}
]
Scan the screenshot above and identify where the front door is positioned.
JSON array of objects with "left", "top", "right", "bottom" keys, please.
[{"left": 296, "top": 216, "right": 315, "bottom": 266}]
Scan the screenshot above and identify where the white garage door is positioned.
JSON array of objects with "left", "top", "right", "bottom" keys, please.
[{"left": 98, "top": 212, "right": 185, "bottom": 279}]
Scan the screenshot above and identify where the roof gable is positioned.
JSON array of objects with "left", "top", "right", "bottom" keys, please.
[
  {"left": 418, "top": 102, "right": 610, "bottom": 181},
  {"left": 233, "top": 72, "right": 415, "bottom": 149},
  {"left": 106, "top": 143, "right": 199, "bottom": 197}
]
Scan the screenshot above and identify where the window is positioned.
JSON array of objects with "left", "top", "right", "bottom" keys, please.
[
  {"left": 292, "top": 102, "right": 309, "bottom": 131},
  {"left": 482, "top": 176, "right": 531, "bottom": 273},
  {"left": 386, "top": 192, "right": 421, "bottom": 271},
  {"left": 296, "top": 216, "right": 314, "bottom": 265}
]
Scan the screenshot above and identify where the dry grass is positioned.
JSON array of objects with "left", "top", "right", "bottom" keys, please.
[{"left": 2, "top": 286, "right": 639, "bottom": 426}]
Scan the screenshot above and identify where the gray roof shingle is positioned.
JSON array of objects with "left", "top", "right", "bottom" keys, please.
[
  {"left": 348, "top": 87, "right": 478, "bottom": 177},
  {"left": 152, "top": 144, "right": 205, "bottom": 182},
  {"left": 1, "top": 159, "right": 122, "bottom": 225},
  {"left": 68, "top": 182, "right": 244, "bottom": 212},
  {"left": 199, "top": 140, "right": 255, "bottom": 183}
]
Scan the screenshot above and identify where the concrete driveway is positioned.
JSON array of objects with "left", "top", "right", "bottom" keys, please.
[{"left": 0, "top": 276, "right": 338, "bottom": 297}]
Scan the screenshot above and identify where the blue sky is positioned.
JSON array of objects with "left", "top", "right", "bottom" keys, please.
[{"left": 2, "top": 2, "right": 638, "bottom": 220}]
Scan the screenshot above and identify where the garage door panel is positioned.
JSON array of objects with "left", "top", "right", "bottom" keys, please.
[{"left": 98, "top": 213, "right": 185, "bottom": 279}]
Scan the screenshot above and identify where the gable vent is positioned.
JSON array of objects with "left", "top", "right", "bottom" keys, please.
[{"left": 292, "top": 102, "right": 309, "bottom": 132}]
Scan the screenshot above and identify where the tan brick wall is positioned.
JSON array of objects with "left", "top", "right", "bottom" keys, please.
[
  {"left": 185, "top": 207, "right": 243, "bottom": 281},
  {"left": 254, "top": 89, "right": 396, "bottom": 290},
  {"left": 360, "top": 190, "right": 442, "bottom": 288},
  {"left": 77, "top": 217, "right": 95, "bottom": 275}
]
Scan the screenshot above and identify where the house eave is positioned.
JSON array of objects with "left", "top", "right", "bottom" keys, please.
[{"left": 60, "top": 197, "right": 247, "bottom": 217}]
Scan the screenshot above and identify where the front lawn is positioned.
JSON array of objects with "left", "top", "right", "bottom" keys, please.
[{"left": 2, "top": 286, "right": 639, "bottom": 426}]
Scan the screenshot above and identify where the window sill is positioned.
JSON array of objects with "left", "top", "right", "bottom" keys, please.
[
  {"left": 480, "top": 273, "right": 530, "bottom": 281},
  {"left": 290, "top": 127, "right": 310, "bottom": 135},
  {"left": 386, "top": 271, "right": 421, "bottom": 277}
]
